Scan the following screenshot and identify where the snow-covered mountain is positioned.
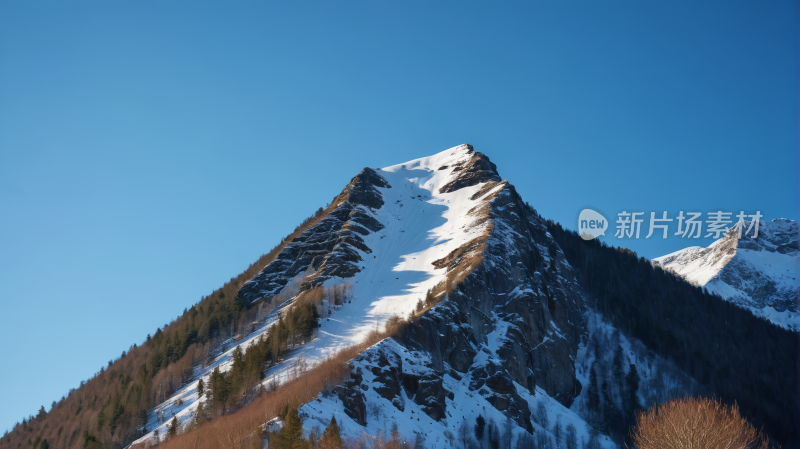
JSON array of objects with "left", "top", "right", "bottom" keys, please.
[
  {"left": 12, "top": 145, "right": 797, "bottom": 449},
  {"left": 131, "top": 144, "right": 622, "bottom": 448},
  {"left": 129, "top": 144, "right": 783, "bottom": 449},
  {"left": 653, "top": 218, "right": 799, "bottom": 330}
]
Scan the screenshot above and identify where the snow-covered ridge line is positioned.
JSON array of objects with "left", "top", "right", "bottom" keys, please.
[
  {"left": 653, "top": 218, "right": 799, "bottom": 330},
  {"left": 133, "top": 144, "right": 509, "bottom": 445}
]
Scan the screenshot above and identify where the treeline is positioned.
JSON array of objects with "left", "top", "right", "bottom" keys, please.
[
  {"left": 572, "top": 312, "right": 702, "bottom": 446},
  {"left": 266, "top": 406, "right": 346, "bottom": 449},
  {"left": 266, "top": 406, "right": 423, "bottom": 449},
  {"left": 544, "top": 219, "right": 800, "bottom": 446},
  {"left": 191, "top": 283, "right": 356, "bottom": 423},
  {"left": 132, "top": 316, "right": 409, "bottom": 449},
  {"left": 0, "top": 203, "right": 340, "bottom": 449},
  {"left": 196, "top": 299, "right": 321, "bottom": 419}
]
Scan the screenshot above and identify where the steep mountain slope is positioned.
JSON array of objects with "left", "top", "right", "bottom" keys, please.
[
  {"left": 239, "top": 143, "right": 584, "bottom": 407},
  {"left": 653, "top": 219, "right": 799, "bottom": 330},
  {"left": 129, "top": 144, "right": 594, "bottom": 448},
  {"left": 14, "top": 145, "right": 795, "bottom": 449}
]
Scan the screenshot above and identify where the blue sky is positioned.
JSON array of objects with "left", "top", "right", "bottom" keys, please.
[{"left": 0, "top": 1, "right": 797, "bottom": 432}]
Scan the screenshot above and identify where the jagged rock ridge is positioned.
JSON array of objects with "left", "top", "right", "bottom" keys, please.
[{"left": 238, "top": 168, "right": 390, "bottom": 302}]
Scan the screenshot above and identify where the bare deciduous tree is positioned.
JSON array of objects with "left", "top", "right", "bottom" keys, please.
[{"left": 631, "top": 396, "right": 767, "bottom": 449}]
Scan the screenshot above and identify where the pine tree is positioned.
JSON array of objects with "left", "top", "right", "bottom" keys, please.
[
  {"left": 475, "top": 414, "right": 486, "bottom": 441},
  {"left": 425, "top": 290, "right": 435, "bottom": 306},
  {"left": 587, "top": 365, "right": 600, "bottom": 414},
  {"left": 502, "top": 417, "right": 513, "bottom": 449},
  {"left": 553, "top": 415, "right": 562, "bottom": 449},
  {"left": 601, "top": 381, "right": 622, "bottom": 441},
  {"left": 139, "top": 409, "right": 148, "bottom": 434},
  {"left": 208, "top": 366, "right": 231, "bottom": 411},
  {"left": 168, "top": 417, "right": 178, "bottom": 438},
  {"left": 489, "top": 421, "right": 500, "bottom": 449},
  {"left": 195, "top": 401, "right": 206, "bottom": 426},
  {"left": 599, "top": 381, "right": 610, "bottom": 434},
  {"left": 276, "top": 407, "right": 308, "bottom": 449},
  {"left": 458, "top": 418, "right": 472, "bottom": 449},
  {"left": 320, "top": 415, "right": 342, "bottom": 449},
  {"left": 612, "top": 345, "right": 624, "bottom": 383},
  {"left": 564, "top": 424, "right": 578, "bottom": 449},
  {"left": 310, "top": 427, "right": 321, "bottom": 449},
  {"left": 197, "top": 378, "right": 204, "bottom": 397},
  {"left": 626, "top": 363, "right": 641, "bottom": 415},
  {"left": 516, "top": 432, "right": 535, "bottom": 449},
  {"left": 535, "top": 400, "right": 549, "bottom": 430},
  {"left": 83, "top": 431, "right": 103, "bottom": 449},
  {"left": 586, "top": 428, "right": 601, "bottom": 449}
]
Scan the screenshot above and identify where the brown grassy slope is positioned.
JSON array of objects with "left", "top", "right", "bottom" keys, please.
[{"left": 133, "top": 323, "right": 407, "bottom": 449}]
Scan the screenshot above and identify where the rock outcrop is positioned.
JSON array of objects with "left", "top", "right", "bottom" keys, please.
[{"left": 238, "top": 168, "right": 389, "bottom": 302}]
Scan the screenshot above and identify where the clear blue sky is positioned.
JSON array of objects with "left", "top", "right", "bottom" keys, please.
[{"left": 1, "top": 0, "right": 797, "bottom": 432}]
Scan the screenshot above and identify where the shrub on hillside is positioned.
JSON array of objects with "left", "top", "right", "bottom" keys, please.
[{"left": 630, "top": 396, "right": 767, "bottom": 449}]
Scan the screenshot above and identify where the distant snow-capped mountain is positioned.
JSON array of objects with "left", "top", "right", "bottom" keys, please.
[{"left": 653, "top": 218, "right": 799, "bottom": 330}]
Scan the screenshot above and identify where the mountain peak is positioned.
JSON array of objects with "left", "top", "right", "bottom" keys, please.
[
  {"left": 380, "top": 144, "right": 501, "bottom": 195},
  {"left": 380, "top": 143, "right": 474, "bottom": 172}
]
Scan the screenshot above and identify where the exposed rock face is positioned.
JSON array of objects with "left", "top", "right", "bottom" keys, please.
[
  {"left": 470, "top": 362, "right": 533, "bottom": 432},
  {"left": 401, "top": 180, "right": 584, "bottom": 415},
  {"left": 334, "top": 367, "right": 368, "bottom": 426},
  {"left": 370, "top": 349, "right": 406, "bottom": 412},
  {"left": 439, "top": 149, "right": 502, "bottom": 194},
  {"left": 238, "top": 168, "right": 389, "bottom": 302}
]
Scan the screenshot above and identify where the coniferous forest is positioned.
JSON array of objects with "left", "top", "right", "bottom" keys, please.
[
  {"left": 545, "top": 219, "right": 799, "bottom": 446},
  {"left": 3, "top": 206, "right": 796, "bottom": 449}
]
